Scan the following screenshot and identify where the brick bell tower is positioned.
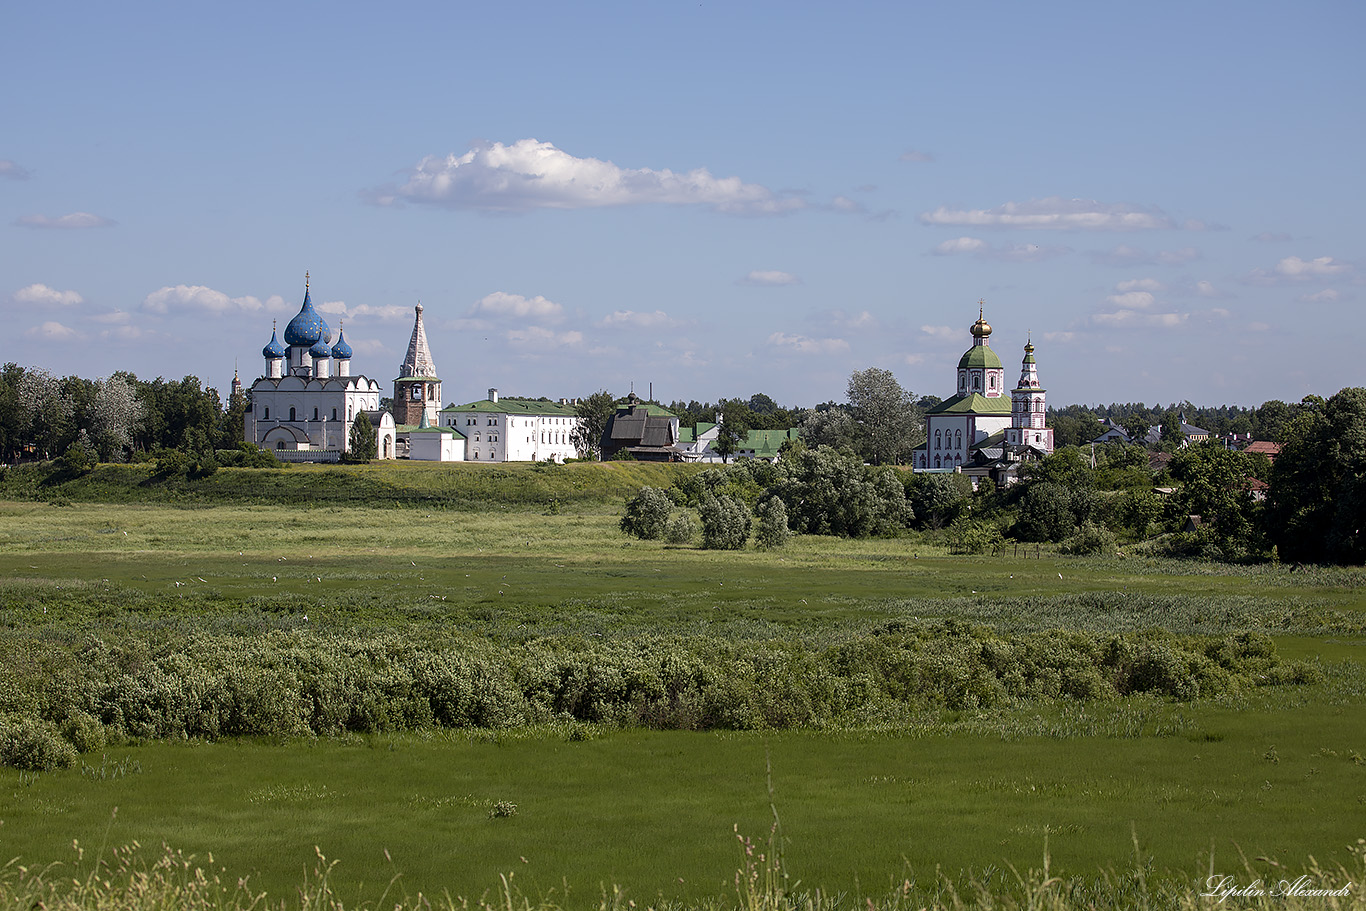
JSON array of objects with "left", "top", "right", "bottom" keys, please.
[{"left": 393, "top": 302, "right": 441, "bottom": 426}]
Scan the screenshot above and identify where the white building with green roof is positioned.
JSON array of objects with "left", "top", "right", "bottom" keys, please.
[
  {"left": 439, "top": 388, "right": 583, "bottom": 462},
  {"left": 912, "top": 305, "right": 1052, "bottom": 471}
]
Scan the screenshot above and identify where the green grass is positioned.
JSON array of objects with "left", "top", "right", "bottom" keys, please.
[
  {"left": 1, "top": 489, "right": 1365, "bottom": 907},
  {"left": 5, "top": 704, "right": 1365, "bottom": 906}
]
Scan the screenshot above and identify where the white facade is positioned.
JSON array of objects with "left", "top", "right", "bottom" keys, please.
[
  {"left": 244, "top": 276, "right": 393, "bottom": 459},
  {"left": 408, "top": 424, "right": 465, "bottom": 461},
  {"left": 440, "top": 389, "right": 584, "bottom": 463},
  {"left": 912, "top": 306, "right": 1041, "bottom": 470}
]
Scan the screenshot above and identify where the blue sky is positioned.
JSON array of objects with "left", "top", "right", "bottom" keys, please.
[{"left": 3, "top": 1, "right": 1362, "bottom": 409}]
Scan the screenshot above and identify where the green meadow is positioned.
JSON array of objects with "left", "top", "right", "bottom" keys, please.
[{"left": 1, "top": 462, "right": 1365, "bottom": 907}]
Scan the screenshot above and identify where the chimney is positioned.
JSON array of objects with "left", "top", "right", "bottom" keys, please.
[{"left": 488, "top": 388, "right": 499, "bottom": 403}]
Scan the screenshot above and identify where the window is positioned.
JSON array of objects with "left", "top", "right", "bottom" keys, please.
[
  {"left": 934, "top": 430, "right": 941, "bottom": 450},
  {"left": 972, "top": 376, "right": 981, "bottom": 391},
  {"left": 264, "top": 407, "right": 270, "bottom": 420},
  {"left": 332, "top": 408, "right": 337, "bottom": 420},
  {"left": 289, "top": 406, "right": 296, "bottom": 421},
  {"left": 276, "top": 441, "right": 285, "bottom": 450},
  {"left": 313, "top": 407, "right": 319, "bottom": 421}
]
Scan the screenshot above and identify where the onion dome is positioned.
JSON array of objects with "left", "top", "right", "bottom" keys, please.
[
  {"left": 330, "top": 324, "right": 353, "bottom": 360},
  {"left": 283, "top": 272, "right": 329, "bottom": 347},
  {"left": 262, "top": 323, "right": 286, "bottom": 359},
  {"left": 309, "top": 338, "right": 333, "bottom": 359},
  {"left": 970, "top": 301, "right": 992, "bottom": 339}
]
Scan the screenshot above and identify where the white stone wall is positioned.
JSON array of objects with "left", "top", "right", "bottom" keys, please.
[{"left": 247, "top": 375, "right": 384, "bottom": 454}]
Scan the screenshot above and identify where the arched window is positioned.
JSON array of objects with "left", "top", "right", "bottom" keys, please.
[
  {"left": 289, "top": 406, "right": 296, "bottom": 421},
  {"left": 264, "top": 407, "right": 270, "bottom": 420},
  {"left": 955, "top": 429, "right": 962, "bottom": 448},
  {"left": 934, "top": 429, "right": 941, "bottom": 449},
  {"left": 934, "top": 455, "right": 941, "bottom": 468},
  {"left": 972, "top": 376, "right": 981, "bottom": 391},
  {"left": 313, "top": 407, "right": 319, "bottom": 421},
  {"left": 332, "top": 408, "right": 337, "bottom": 420},
  {"left": 275, "top": 441, "right": 285, "bottom": 450}
]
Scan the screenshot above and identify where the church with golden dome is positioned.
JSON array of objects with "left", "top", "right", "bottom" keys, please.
[{"left": 911, "top": 304, "right": 1054, "bottom": 478}]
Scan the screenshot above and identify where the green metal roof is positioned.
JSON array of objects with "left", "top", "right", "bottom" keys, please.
[
  {"left": 742, "top": 428, "right": 800, "bottom": 457},
  {"left": 927, "top": 393, "right": 1013, "bottom": 416},
  {"left": 441, "top": 397, "right": 577, "bottom": 417},
  {"left": 956, "top": 345, "right": 1003, "bottom": 370}
]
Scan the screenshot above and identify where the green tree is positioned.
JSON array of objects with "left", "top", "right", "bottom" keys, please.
[
  {"left": 621, "top": 487, "right": 673, "bottom": 540},
  {"left": 769, "top": 445, "right": 912, "bottom": 537},
  {"left": 905, "top": 472, "right": 970, "bottom": 530},
  {"left": 1168, "top": 441, "right": 1265, "bottom": 557},
  {"left": 846, "top": 367, "right": 921, "bottom": 464},
  {"left": 698, "top": 493, "right": 752, "bottom": 549},
  {"left": 753, "top": 496, "right": 790, "bottom": 549},
  {"left": 347, "top": 412, "right": 378, "bottom": 462},
  {"left": 571, "top": 390, "right": 616, "bottom": 461},
  {"left": 714, "top": 403, "right": 750, "bottom": 463},
  {"left": 799, "top": 406, "right": 856, "bottom": 452},
  {"left": 1267, "top": 388, "right": 1366, "bottom": 564}
]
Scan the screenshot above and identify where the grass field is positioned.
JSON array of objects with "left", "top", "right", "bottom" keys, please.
[{"left": 1, "top": 464, "right": 1364, "bottom": 907}]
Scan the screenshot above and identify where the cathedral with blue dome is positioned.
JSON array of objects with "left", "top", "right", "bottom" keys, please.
[{"left": 244, "top": 274, "right": 396, "bottom": 459}]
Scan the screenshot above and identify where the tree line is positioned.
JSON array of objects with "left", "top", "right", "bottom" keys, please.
[{"left": 0, "top": 363, "right": 243, "bottom": 464}]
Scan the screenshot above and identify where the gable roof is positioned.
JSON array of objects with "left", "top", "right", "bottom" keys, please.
[
  {"left": 927, "top": 393, "right": 1013, "bottom": 416},
  {"left": 441, "top": 397, "right": 577, "bottom": 417}
]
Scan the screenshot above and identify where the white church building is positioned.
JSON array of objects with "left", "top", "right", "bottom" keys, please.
[
  {"left": 244, "top": 274, "right": 396, "bottom": 460},
  {"left": 912, "top": 305, "right": 1054, "bottom": 476}
]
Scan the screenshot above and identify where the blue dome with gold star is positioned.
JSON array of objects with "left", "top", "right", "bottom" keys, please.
[
  {"left": 330, "top": 327, "right": 353, "bottom": 360},
  {"left": 262, "top": 327, "right": 286, "bottom": 359},
  {"left": 309, "top": 338, "right": 333, "bottom": 359},
  {"left": 283, "top": 275, "right": 329, "bottom": 347}
]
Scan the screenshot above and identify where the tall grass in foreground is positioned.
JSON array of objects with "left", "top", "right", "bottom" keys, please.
[{"left": 2, "top": 835, "right": 1363, "bottom": 910}]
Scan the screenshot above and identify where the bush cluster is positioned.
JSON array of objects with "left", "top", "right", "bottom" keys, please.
[{"left": 0, "top": 625, "right": 1318, "bottom": 766}]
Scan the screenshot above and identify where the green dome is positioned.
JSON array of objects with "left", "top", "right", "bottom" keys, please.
[{"left": 957, "top": 345, "right": 1002, "bottom": 370}]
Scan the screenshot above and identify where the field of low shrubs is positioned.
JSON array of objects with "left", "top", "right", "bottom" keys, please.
[{"left": 0, "top": 621, "right": 1321, "bottom": 770}]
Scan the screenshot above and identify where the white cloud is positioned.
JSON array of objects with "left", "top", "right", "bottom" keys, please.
[
  {"left": 921, "top": 197, "right": 1181, "bottom": 231},
  {"left": 739, "top": 270, "right": 800, "bottom": 286},
  {"left": 1043, "top": 331, "right": 1076, "bottom": 343},
  {"left": 1246, "top": 255, "right": 1355, "bottom": 285},
  {"left": 317, "top": 300, "right": 409, "bottom": 321},
  {"left": 471, "top": 291, "right": 565, "bottom": 322},
  {"left": 0, "top": 160, "right": 31, "bottom": 180},
  {"left": 830, "top": 196, "right": 863, "bottom": 213},
  {"left": 834, "top": 310, "right": 877, "bottom": 330},
  {"left": 15, "top": 212, "right": 115, "bottom": 229},
  {"left": 899, "top": 149, "right": 934, "bottom": 163},
  {"left": 1106, "top": 291, "right": 1156, "bottom": 310},
  {"left": 766, "top": 332, "right": 849, "bottom": 355},
  {"left": 13, "top": 283, "right": 83, "bottom": 307},
  {"left": 1298, "top": 288, "right": 1342, "bottom": 304},
  {"left": 506, "top": 326, "right": 584, "bottom": 350},
  {"left": 920, "top": 325, "right": 959, "bottom": 340},
  {"left": 141, "top": 284, "right": 271, "bottom": 315},
  {"left": 932, "top": 237, "right": 987, "bottom": 255},
  {"left": 1275, "top": 256, "right": 1351, "bottom": 278},
  {"left": 1195, "top": 280, "right": 1226, "bottom": 298},
  {"left": 598, "top": 310, "right": 681, "bottom": 329},
  {"left": 1088, "top": 245, "right": 1200, "bottom": 266},
  {"left": 90, "top": 310, "right": 131, "bottom": 324},
  {"left": 99, "top": 325, "right": 145, "bottom": 341},
  {"left": 1091, "top": 310, "right": 1188, "bottom": 329},
  {"left": 380, "top": 138, "right": 805, "bottom": 215},
  {"left": 25, "top": 321, "right": 78, "bottom": 340},
  {"left": 1116, "top": 278, "right": 1164, "bottom": 293},
  {"left": 931, "top": 237, "right": 1068, "bottom": 261}
]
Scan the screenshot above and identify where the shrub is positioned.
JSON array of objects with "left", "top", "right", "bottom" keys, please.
[
  {"left": 753, "top": 497, "right": 790, "bottom": 549},
  {"left": 620, "top": 487, "right": 673, "bottom": 540},
  {"left": 699, "top": 494, "right": 751, "bottom": 550},
  {"left": 0, "top": 715, "right": 78, "bottom": 770},
  {"left": 1060, "top": 521, "right": 1117, "bottom": 556},
  {"left": 664, "top": 512, "right": 696, "bottom": 545},
  {"left": 61, "top": 710, "right": 108, "bottom": 753}
]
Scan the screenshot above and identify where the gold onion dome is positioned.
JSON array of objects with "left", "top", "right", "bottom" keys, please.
[{"left": 970, "top": 302, "right": 991, "bottom": 339}]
